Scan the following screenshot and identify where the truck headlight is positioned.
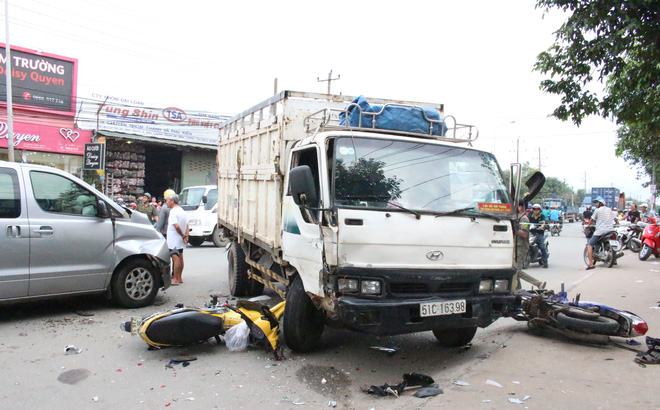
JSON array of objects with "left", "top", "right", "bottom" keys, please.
[
  {"left": 188, "top": 219, "right": 201, "bottom": 226},
  {"left": 361, "top": 280, "right": 382, "bottom": 295},
  {"left": 493, "top": 279, "right": 509, "bottom": 292},
  {"left": 338, "top": 278, "right": 359, "bottom": 293},
  {"left": 479, "top": 279, "right": 493, "bottom": 293}
]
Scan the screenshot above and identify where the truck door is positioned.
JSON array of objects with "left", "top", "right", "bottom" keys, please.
[
  {"left": 0, "top": 166, "right": 29, "bottom": 299},
  {"left": 26, "top": 169, "right": 115, "bottom": 296},
  {"left": 282, "top": 147, "right": 325, "bottom": 295}
]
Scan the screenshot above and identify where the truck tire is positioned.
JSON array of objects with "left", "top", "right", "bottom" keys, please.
[
  {"left": 433, "top": 326, "right": 477, "bottom": 347},
  {"left": 188, "top": 237, "right": 205, "bottom": 247},
  {"left": 228, "top": 242, "right": 250, "bottom": 296},
  {"left": 248, "top": 276, "right": 265, "bottom": 296},
  {"left": 283, "top": 276, "right": 325, "bottom": 352},
  {"left": 556, "top": 312, "right": 619, "bottom": 334},
  {"left": 111, "top": 259, "right": 159, "bottom": 308},
  {"left": 212, "top": 227, "right": 229, "bottom": 247}
]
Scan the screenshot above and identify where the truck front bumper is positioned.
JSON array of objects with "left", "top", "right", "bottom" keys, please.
[{"left": 335, "top": 293, "right": 515, "bottom": 336}]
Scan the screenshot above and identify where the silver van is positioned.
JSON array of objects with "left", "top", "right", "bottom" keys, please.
[{"left": 0, "top": 161, "right": 171, "bottom": 308}]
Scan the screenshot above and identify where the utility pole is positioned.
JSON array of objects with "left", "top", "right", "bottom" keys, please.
[
  {"left": 4, "top": 0, "right": 14, "bottom": 162},
  {"left": 317, "top": 70, "right": 340, "bottom": 94}
]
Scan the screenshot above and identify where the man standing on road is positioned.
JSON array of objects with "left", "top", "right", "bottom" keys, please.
[
  {"left": 155, "top": 189, "right": 176, "bottom": 238},
  {"left": 586, "top": 197, "right": 613, "bottom": 270},
  {"left": 513, "top": 200, "right": 546, "bottom": 290},
  {"left": 529, "top": 204, "right": 549, "bottom": 268},
  {"left": 166, "top": 193, "right": 188, "bottom": 285},
  {"left": 136, "top": 192, "right": 158, "bottom": 225}
]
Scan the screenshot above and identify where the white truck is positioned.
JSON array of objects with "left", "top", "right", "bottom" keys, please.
[
  {"left": 179, "top": 185, "right": 228, "bottom": 247},
  {"left": 216, "top": 91, "right": 543, "bottom": 352}
]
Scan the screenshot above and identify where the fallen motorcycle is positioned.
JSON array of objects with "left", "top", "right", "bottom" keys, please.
[
  {"left": 120, "top": 295, "right": 286, "bottom": 359},
  {"left": 510, "top": 286, "right": 648, "bottom": 344}
]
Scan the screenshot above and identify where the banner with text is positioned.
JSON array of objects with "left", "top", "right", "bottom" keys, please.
[{"left": 0, "top": 119, "right": 91, "bottom": 155}]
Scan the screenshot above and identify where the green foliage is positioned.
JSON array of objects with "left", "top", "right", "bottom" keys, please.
[
  {"left": 502, "top": 162, "right": 574, "bottom": 202},
  {"left": 334, "top": 158, "right": 402, "bottom": 202},
  {"left": 534, "top": 0, "right": 660, "bottom": 175}
]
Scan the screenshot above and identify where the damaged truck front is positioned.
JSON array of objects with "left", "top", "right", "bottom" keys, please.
[{"left": 217, "top": 91, "right": 540, "bottom": 352}]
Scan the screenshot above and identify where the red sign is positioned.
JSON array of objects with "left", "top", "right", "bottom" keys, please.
[
  {"left": 0, "top": 120, "right": 91, "bottom": 155},
  {"left": 477, "top": 202, "right": 512, "bottom": 213},
  {"left": 0, "top": 44, "right": 78, "bottom": 116}
]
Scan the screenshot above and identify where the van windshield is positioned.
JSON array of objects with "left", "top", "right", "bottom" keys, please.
[
  {"left": 179, "top": 187, "right": 206, "bottom": 211},
  {"left": 332, "top": 137, "right": 510, "bottom": 214}
]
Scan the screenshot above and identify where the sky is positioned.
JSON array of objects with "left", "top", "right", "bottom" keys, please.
[{"left": 2, "top": 0, "right": 653, "bottom": 202}]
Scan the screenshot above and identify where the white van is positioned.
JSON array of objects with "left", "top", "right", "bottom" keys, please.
[
  {"left": 0, "top": 161, "right": 171, "bottom": 308},
  {"left": 179, "top": 185, "right": 227, "bottom": 247}
]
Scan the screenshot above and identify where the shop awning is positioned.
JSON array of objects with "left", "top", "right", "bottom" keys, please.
[{"left": 96, "top": 130, "right": 216, "bottom": 150}]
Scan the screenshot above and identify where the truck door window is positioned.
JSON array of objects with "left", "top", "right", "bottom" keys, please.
[
  {"left": 289, "top": 148, "right": 321, "bottom": 223},
  {"left": 0, "top": 168, "right": 21, "bottom": 218},
  {"left": 30, "top": 171, "right": 99, "bottom": 217}
]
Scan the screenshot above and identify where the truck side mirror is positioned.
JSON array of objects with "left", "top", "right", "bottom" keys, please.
[
  {"left": 97, "top": 198, "right": 111, "bottom": 218},
  {"left": 289, "top": 165, "right": 318, "bottom": 207}
]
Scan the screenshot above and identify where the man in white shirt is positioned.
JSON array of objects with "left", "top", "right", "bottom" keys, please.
[
  {"left": 640, "top": 203, "right": 657, "bottom": 222},
  {"left": 166, "top": 193, "right": 189, "bottom": 285},
  {"left": 586, "top": 197, "right": 613, "bottom": 270}
]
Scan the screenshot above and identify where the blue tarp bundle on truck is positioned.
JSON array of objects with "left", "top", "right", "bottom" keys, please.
[{"left": 339, "top": 95, "right": 448, "bottom": 136}]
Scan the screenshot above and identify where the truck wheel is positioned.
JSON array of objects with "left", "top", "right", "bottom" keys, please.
[
  {"left": 111, "top": 259, "right": 159, "bottom": 308},
  {"left": 212, "top": 227, "right": 229, "bottom": 247},
  {"left": 228, "top": 242, "right": 250, "bottom": 296},
  {"left": 248, "top": 277, "right": 265, "bottom": 296},
  {"left": 283, "top": 276, "right": 325, "bottom": 352},
  {"left": 433, "top": 326, "right": 477, "bottom": 347},
  {"left": 188, "top": 237, "right": 205, "bottom": 247}
]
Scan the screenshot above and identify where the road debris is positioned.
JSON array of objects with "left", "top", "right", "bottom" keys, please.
[
  {"left": 485, "top": 379, "right": 503, "bottom": 388},
  {"left": 413, "top": 387, "right": 443, "bottom": 398},
  {"left": 64, "top": 345, "right": 82, "bottom": 355},
  {"left": 370, "top": 346, "right": 397, "bottom": 355},
  {"left": 453, "top": 380, "right": 470, "bottom": 386},
  {"left": 635, "top": 336, "right": 660, "bottom": 365},
  {"left": 57, "top": 368, "right": 91, "bottom": 385},
  {"left": 364, "top": 373, "right": 436, "bottom": 398}
]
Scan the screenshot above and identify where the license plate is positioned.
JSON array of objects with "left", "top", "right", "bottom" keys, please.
[
  {"left": 609, "top": 239, "right": 619, "bottom": 247},
  {"left": 130, "top": 316, "right": 141, "bottom": 336},
  {"left": 420, "top": 300, "right": 467, "bottom": 317}
]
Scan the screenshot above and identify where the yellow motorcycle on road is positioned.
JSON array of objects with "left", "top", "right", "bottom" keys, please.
[{"left": 121, "top": 295, "right": 285, "bottom": 359}]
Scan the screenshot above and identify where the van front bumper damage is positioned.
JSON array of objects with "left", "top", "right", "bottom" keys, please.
[{"left": 330, "top": 267, "right": 516, "bottom": 335}]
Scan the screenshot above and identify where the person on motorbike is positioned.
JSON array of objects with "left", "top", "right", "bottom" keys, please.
[
  {"left": 529, "top": 203, "right": 549, "bottom": 268},
  {"left": 586, "top": 197, "right": 613, "bottom": 270},
  {"left": 513, "top": 200, "right": 546, "bottom": 290},
  {"left": 583, "top": 205, "right": 593, "bottom": 221},
  {"left": 549, "top": 206, "right": 562, "bottom": 224},
  {"left": 640, "top": 203, "right": 656, "bottom": 222}
]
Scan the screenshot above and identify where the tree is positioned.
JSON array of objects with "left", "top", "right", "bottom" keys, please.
[{"left": 533, "top": 0, "right": 660, "bottom": 177}]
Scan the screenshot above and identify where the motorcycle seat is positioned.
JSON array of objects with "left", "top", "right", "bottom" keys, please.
[{"left": 144, "top": 310, "right": 225, "bottom": 346}]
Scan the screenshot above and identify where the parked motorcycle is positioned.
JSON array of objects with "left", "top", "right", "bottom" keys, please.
[
  {"left": 510, "top": 286, "right": 648, "bottom": 344},
  {"left": 120, "top": 295, "right": 286, "bottom": 359},
  {"left": 523, "top": 230, "right": 549, "bottom": 269},
  {"left": 550, "top": 221, "right": 562, "bottom": 236},
  {"left": 583, "top": 226, "right": 617, "bottom": 268},
  {"left": 639, "top": 217, "right": 660, "bottom": 261},
  {"left": 614, "top": 222, "right": 643, "bottom": 253}
]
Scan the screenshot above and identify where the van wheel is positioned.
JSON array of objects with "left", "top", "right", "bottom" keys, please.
[
  {"left": 111, "top": 259, "right": 159, "bottom": 308},
  {"left": 283, "top": 276, "right": 325, "bottom": 352},
  {"left": 212, "top": 228, "right": 229, "bottom": 247},
  {"left": 228, "top": 242, "right": 250, "bottom": 296},
  {"left": 433, "top": 326, "right": 477, "bottom": 347},
  {"left": 188, "top": 237, "right": 205, "bottom": 247}
]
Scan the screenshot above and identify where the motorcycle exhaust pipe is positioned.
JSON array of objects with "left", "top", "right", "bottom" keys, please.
[
  {"left": 616, "top": 252, "right": 624, "bottom": 259},
  {"left": 631, "top": 238, "right": 642, "bottom": 245}
]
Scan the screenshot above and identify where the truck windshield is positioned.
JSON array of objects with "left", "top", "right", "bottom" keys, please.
[
  {"left": 179, "top": 187, "right": 206, "bottom": 211},
  {"left": 332, "top": 137, "right": 510, "bottom": 213}
]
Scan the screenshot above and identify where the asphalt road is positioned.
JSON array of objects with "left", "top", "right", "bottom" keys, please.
[{"left": 1, "top": 223, "right": 659, "bottom": 409}]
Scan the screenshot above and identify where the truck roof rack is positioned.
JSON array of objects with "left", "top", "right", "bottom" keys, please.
[{"left": 303, "top": 104, "right": 478, "bottom": 145}]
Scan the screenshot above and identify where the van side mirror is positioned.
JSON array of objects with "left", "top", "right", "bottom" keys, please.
[
  {"left": 202, "top": 195, "right": 208, "bottom": 204},
  {"left": 97, "top": 199, "right": 111, "bottom": 218},
  {"left": 289, "top": 165, "right": 318, "bottom": 207}
]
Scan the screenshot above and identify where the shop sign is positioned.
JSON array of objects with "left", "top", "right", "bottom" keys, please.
[
  {"left": 0, "top": 121, "right": 91, "bottom": 155},
  {"left": 0, "top": 44, "right": 78, "bottom": 116},
  {"left": 83, "top": 143, "right": 104, "bottom": 170}
]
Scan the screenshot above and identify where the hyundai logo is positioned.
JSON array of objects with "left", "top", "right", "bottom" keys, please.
[{"left": 426, "top": 250, "right": 444, "bottom": 261}]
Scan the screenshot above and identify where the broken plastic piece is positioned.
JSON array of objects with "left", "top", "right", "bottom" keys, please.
[
  {"left": 453, "top": 380, "right": 471, "bottom": 386},
  {"left": 370, "top": 346, "right": 397, "bottom": 355},
  {"left": 508, "top": 398, "right": 524, "bottom": 404},
  {"left": 64, "top": 345, "right": 82, "bottom": 355},
  {"left": 413, "top": 387, "right": 443, "bottom": 398},
  {"left": 485, "top": 379, "right": 503, "bottom": 388},
  {"left": 403, "top": 373, "right": 434, "bottom": 387}
]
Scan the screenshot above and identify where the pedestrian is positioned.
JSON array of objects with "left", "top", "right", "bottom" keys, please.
[
  {"left": 166, "top": 193, "right": 188, "bottom": 285},
  {"left": 155, "top": 189, "right": 176, "bottom": 238},
  {"left": 151, "top": 195, "right": 160, "bottom": 211},
  {"left": 136, "top": 192, "right": 158, "bottom": 224},
  {"left": 513, "top": 200, "right": 546, "bottom": 290},
  {"left": 640, "top": 203, "right": 656, "bottom": 222},
  {"left": 626, "top": 203, "right": 640, "bottom": 223}
]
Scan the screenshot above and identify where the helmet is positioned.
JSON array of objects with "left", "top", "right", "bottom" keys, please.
[
  {"left": 554, "top": 205, "right": 558, "bottom": 209},
  {"left": 593, "top": 197, "right": 606, "bottom": 206},
  {"left": 143, "top": 192, "right": 151, "bottom": 200},
  {"left": 164, "top": 189, "right": 176, "bottom": 200},
  {"left": 532, "top": 204, "right": 542, "bottom": 209},
  {"left": 641, "top": 203, "right": 649, "bottom": 208}
]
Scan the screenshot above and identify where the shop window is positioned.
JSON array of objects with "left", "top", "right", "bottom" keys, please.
[
  {"left": 0, "top": 168, "right": 21, "bottom": 218},
  {"left": 30, "top": 171, "right": 98, "bottom": 217}
]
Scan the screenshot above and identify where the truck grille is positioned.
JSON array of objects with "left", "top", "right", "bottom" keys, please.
[{"left": 389, "top": 283, "right": 429, "bottom": 294}]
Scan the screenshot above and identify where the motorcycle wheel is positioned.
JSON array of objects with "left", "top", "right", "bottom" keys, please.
[
  {"left": 629, "top": 238, "right": 642, "bottom": 253},
  {"left": 612, "top": 237, "right": 624, "bottom": 253},
  {"left": 602, "top": 242, "right": 615, "bottom": 268},
  {"left": 639, "top": 244, "right": 653, "bottom": 261},
  {"left": 556, "top": 312, "right": 620, "bottom": 334},
  {"left": 582, "top": 246, "right": 590, "bottom": 267},
  {"left": 655, "top": 253, "right": 660, "bottom": 259}
]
